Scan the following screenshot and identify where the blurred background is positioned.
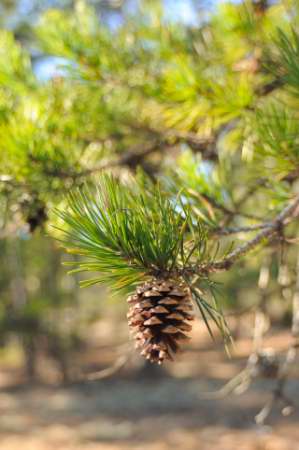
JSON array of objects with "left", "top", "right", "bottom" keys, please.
[{"left": 0, "top": 0, "right": 299, "bottom": 449}]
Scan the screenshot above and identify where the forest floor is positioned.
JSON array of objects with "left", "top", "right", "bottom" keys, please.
[{"left": 0, "top": 315, "right": 299, "bottom": 450}]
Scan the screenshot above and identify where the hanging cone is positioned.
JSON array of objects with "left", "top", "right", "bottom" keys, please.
[{"left": 127, "top": 278, "right": 194, "bottom": 364}]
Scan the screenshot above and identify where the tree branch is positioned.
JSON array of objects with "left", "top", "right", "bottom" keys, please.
[
  {"left": 38, "top": 139, "right": 172, "bottom": 180},
  {"left": 188, "top": 195, "right": 299, "bottom": 275},
  {"left": 212, "top": 223, "right": 272, "bottom": 236},
  {"left": 200, "top": 192, "right": 264, "bottom": 222},
  {"left": 255, "top": 250, "right": 299, "bottom": 425}
]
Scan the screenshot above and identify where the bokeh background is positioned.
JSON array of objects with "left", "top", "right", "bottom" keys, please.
[{"left": 0, "top": 1, "right": 299, "bottom": 449}]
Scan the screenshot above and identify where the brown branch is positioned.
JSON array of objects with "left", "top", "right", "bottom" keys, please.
[
  {"left": 28, "top": 123, "right": 218, "bottom": 182},
  {"left": 255, "top": 251, "right": 299, "bottom": 425},
  {"left": 39, "top": 139, "right": 172, "bottom": 180},
  {"left": 49, "top": 129, "right": 216, "bottom": 180},
  {"left": 199, "top": 192, "right": 264, "bottom": 222},
  {"left": 75, "top": 141, "right": 165, "bottom": 178},
  {"left": 211, "top": 223, "right": 271, "bottom": 236},
  {"left": 86, "top": 354, "right": 130, "bottom": 381},
  {"left": 127, "top": 123, "right": 218, "bottom": 159},
  {"left": 186, "top": 195, "right": 299, "bottom": 275},
  {"left": 233, "top": 179, "right": 268, "bottom": 211},
  {"left": 243, "top": 77, "right": 284, "bottom": 113},
  {"left": 255, "top": 77, "right": 284, "bottom": 96}
]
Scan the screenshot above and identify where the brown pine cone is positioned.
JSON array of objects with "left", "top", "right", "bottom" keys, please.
[{"left": 127, "top": 278, "right": 194, "bottom": 364}]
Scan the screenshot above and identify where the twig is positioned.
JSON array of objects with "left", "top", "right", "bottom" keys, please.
[
  {"left": 86, "top": 354, "right": 130, "bottom": 381},
  {"left": 255, "top": 77, "right": 284, "bottom": 96},
  {"left": 72, "top": 344, "right": 133, "bottom": 383},
  {"left": 224, "top": 304, "right": 255, "bottom": 317},
  {"left": 201, "top": 369, "right": 250, "bottom": 399},
  {"left": 40, "top": 125, "right": 216, "bottom": 181},
  {"left": 187, "top": 195, "right": 299, "bottom": 275},
  {"left": 255, "top": 358, "right": 296, "bottom": 424},
  {"left": 199, "top": 192, "right": 264, "bottom": 222},
  {"left": 127, "top": 122, "right": 217, "bottom": 157},
  {"left": 202, "top": 263, "right": 276, "bottom": 406},
  {"left": 212, "top": 223, "right": 272, "bottom": 236},
  {"left": 255, "top": 251, "right": 299, "bottom": 425},
  {"left": 32, "top": 139, "right": 171, "bottom": 180},
  {"left": 233, "top": 179, "right": 268, "bottom": 213}
]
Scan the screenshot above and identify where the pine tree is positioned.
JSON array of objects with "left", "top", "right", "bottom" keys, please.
[{"left": 1, "top": 0, "right": 299, "bottom": 372}]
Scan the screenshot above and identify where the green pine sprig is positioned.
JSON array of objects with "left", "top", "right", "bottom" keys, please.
[
  {"left": 55, "top": 174, "right": 232, "bottom": 342},
  {"left": 274, "top": 28, "right": 299, "bottom": 96},
  {"left": 55, "top": 174, "right": 207, "bottom": 293},
  {"left": 252, "top": 103, "right": 299, "bottom": 178}
]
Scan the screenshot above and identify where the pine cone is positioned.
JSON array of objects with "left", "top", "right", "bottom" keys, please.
[{"left": 127, "top": 278, "right": 194, "bottom": 364}]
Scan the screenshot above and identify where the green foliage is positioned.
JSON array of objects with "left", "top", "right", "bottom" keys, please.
[
  {"left": 253, "top": 103, "right": 299, "bottom": 177},
  {"left": 0, "top": 30, "right": 35, "bottom": 92},
  {"left": 57, "top": 174, "right": 208, "bottom": 292},
  {"left": 1, "top": 0, "right": 299, "bottom": 356},
  {"left": 163, "top": 150, "right": 231, "bottom": 226},
  {"left": 0, "top": 0, "right": 298, "bottom": 207},
  {"left": 274, "top": 28, "right": 299, "bottom": 95}
]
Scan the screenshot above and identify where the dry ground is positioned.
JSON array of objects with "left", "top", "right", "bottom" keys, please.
[{"left": 0, "top": 316, "right": 298, "bottom": 450}]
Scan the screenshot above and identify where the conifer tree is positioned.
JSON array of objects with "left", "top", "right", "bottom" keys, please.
[{"left": 1, "top": 0, "right": 299, "bottom": 371}]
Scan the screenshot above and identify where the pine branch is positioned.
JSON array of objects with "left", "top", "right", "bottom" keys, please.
[
  {"left": 186, "top": 195, "right": 299, "bottom": 275},
  {"left": 127, "top": 123, "right": 218, "bottom": 159},
  {"left": 255, "top": 251, "right": 299, "bottom": 425},
  {"left": 73, "top": 141, "right": 166, "bottom": 178},
  {"left": 37, "top": 140, "right": 168, "bottom": 180},
  {"left": 56, "top": 175, "right": 199, "bottom": 292},
  {"left": 41, "top": 131, "right": 216, "bottom": 181},
  {"left": 212, "top": 223, "right": 272, "bottom": 236},
  {"left": 255, "top": 77, "right": 284, "bottom": 96},
  {"left": 200, "top": 192, "right": 264, "bottom": 222}
]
